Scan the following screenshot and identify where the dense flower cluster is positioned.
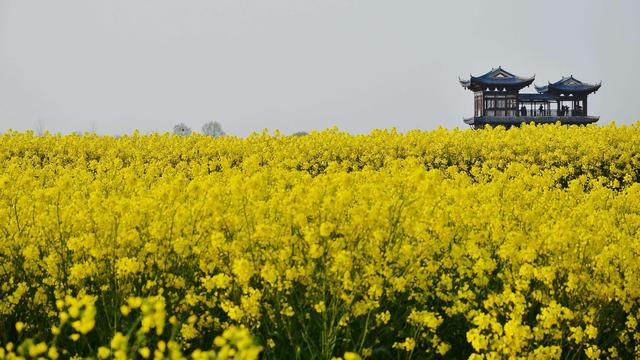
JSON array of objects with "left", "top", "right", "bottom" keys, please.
[{"left": 1, "top": 123, "right": 640, "bottom": 359}]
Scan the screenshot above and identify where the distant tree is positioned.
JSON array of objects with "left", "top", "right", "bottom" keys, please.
[
  {"left": 292, "top": 131, "right": 308, "bottom": 137},
  {"left": 202, "top": 121, "right": 225, "bottom": 137},
  {"left": 35, "top": 118, "right": 45, "bottom": 136},
  {"left": 173, "top": 123, "right": 192, "bottom": 136}
]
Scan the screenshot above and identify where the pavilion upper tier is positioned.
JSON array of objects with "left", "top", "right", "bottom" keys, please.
[
  {"left": 535, "top": 76, "right": 601, "bottom": 95},
  {"left": 459, "top": 67, "right": 535, "bottom": 92}
]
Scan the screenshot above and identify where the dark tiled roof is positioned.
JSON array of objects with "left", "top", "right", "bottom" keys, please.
[
  {"left": 535, "top": 76, "right": 601, "bottom": 95},
  {"left": 460, "top": 67, "right": 535, "bottom": 91}
]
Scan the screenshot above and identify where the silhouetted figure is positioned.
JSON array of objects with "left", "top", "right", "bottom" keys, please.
[
  {"left": 538, "top": 104, "right": 544, "bottom": 116},
  {"left": 520, "top": 105, "right": 527, "bottom": 116},
  {"left": 575, "top": 104, "right": 582, "bottom": 116}
]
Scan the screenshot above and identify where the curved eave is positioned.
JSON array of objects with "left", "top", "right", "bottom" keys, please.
[
  {"left": 518, "top": 77, "right": 536, "bottom": 89},
  {"left": 535, "top": 84, "right": 549, "bottom": 94},
  {"left": 459, "top": 77, "right": 471, "bottom": 89}
]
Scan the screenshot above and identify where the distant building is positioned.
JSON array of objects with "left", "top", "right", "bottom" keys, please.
[{"left": 459, "top": 67, "right": 601, "bottom": 129}]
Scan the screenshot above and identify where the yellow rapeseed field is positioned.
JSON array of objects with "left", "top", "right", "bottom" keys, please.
[{"left": 1, "top": 123, "right": 640, "bottom": 359}]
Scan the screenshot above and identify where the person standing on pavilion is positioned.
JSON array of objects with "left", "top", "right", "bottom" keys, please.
[{"left": 520, "top": 105, "right": 527, "bottom": 116}]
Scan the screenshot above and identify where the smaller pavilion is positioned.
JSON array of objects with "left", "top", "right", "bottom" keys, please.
[
  {"left": 459, "top": 67, "right": 601, "bottom": 129},
  {"left": 532, "top": 76, "right": 602, "bottom": 117}
]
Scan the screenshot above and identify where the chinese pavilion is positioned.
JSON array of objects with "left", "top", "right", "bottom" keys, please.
[{"left": 459, "top": 67, "right": 601, "bottom": 129}]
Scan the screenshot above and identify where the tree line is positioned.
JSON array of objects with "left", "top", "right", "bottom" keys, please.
[{"left": 174, "top": 121, "right": 225, "bottom": 137}]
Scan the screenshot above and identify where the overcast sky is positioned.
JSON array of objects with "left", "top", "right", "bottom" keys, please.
[{"left": 0, "top": 0, "right": 638, "bottom": 136}]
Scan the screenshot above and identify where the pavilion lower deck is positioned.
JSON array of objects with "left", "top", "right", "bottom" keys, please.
[{"left": 463, "top": 116, "right": 599, "bottom": 129}]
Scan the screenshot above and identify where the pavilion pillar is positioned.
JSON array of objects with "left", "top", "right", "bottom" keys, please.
[
  {"left": 546, "top": 102, "right": 549, "bottom": 116},
  {"left": 583, "top": 97, "right": 588, "bottom": 116}
]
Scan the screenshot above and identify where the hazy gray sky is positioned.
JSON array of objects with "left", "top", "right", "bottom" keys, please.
[{"left": 0, "top": 0, "right": 638, "bottom": 135}]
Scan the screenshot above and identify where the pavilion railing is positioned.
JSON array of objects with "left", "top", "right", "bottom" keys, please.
[
  {"left": 513, "top": 109, "right": 586, "bottom": 117},
  {"left": 518, "top": 109, "right": 585, "bottom": 117},
  {"left": 483, "top": 110, "right": 587, "bottom": 117}
]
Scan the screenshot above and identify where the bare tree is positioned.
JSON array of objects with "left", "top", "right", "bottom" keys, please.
[
  {"left": 202, "top": 121, "right": 225, "bottom": 137},
  {"left": 173, "top": 123, "right": 192, "bottom": 136}
]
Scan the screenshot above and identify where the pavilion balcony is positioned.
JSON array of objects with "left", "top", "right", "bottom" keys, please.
[{"left": 463, "top": 115, "right": 599, "bottom": 129}]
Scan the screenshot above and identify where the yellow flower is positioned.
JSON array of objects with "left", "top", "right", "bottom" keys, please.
[
  {"left": 138, "top": 346, "right": 151, "bottom": 359},
  {"left": 232, "top": 258, "right": 255, "bottom": 286},
  {"left": 97, "top": 346, "right": 111, "bottom": 359},
  {"left": 343, "top": 352, "right": 362, "bottom": 360},
  {"left": 15, "top": 322, "right": 25, "bottom": 333},
  {"left": 314, "top": 301, "right": 326, "bottom": 314},
  {"left": 376, "top": 311, "right": 391, "bottom": 325},
  {"left": 2, "top": 125, "right": 640, "bottom": 358},
  {"left": 320, "top": 222, "right": 335, "bottom": 237},
  {"left": 393, "top": 337, "right": 416, "bottom": 352},
  {"left": 47, "top": 346, "right": 59, "bottom": 359},
  {"left": 27, "top": 342, "right": 47, "bottom": 357}
]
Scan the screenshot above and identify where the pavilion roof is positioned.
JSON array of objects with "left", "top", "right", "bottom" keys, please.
[
  {"left": 535, "top": 76, "right": 601, "bottom": 95},
  {"left": 459, "top": 67, "right": 535, "bottom": 91}
]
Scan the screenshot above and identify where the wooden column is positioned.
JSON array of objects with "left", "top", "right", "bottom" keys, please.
[
  {"left": 583, "top": 97, "right": 588, "bottom": 116},
  {"left": 546, "top": 102, "right": 550, "bottom": 116}
]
